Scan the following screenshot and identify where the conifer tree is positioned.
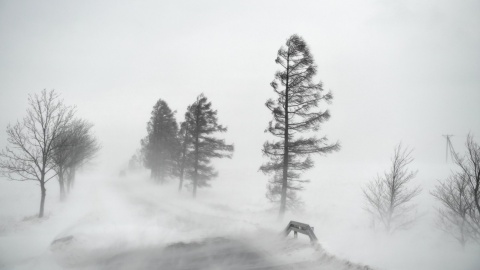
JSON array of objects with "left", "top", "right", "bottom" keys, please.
[
  {"left": 260, "top": 34, "right": 340, "bottom": 218},
  {"left": 142, "top": 99, "right": 179, "bottom": 183},
  {"left": 184, "top": 94, "right": 233, "bottom": 197}
]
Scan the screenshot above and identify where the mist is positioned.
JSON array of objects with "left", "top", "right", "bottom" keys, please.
[{"left": 1, "top": 1, "right": 480, "bottom": 269}]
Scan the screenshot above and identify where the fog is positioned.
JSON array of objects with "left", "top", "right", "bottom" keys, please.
[{"left": 1, "top": 1, "right": 480, "bottom": 269}]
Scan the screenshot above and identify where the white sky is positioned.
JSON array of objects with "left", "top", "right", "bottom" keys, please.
[{"left": 1, "top": 0, "right": 479, "bottom": 195}]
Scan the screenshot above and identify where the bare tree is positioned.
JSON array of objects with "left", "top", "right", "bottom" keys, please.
[
  {"left": 63, "top": 119, "right": 99, "bottom": 193},
  {"left": 432, "top": 172, "right": 475, "bottom": 246},
  {"left": 51, "top": 123, "right": 74, "bottom": 201},
  {"left": 0, "top": 90, "right": 74, "bottom": 217},
  {"left": 454, "top": 135, "right": 480, "bottom": 235},
  {"left": 52, "top": 118, "right": 99, "bottom": 199},
  {"left": 363, "top": 144, "right": 421, "bottom": 233},
  {"left": 432, "top": 134, "right": 480, "bottom": 244}
]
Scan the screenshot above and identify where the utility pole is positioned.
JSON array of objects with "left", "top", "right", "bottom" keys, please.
[{"left": 442, "top": 134, "right": 454, "bottom": 162}]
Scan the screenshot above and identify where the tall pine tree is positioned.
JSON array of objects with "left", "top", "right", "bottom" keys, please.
[
  {"left": 260, "top": 34, "right": 340, "bottom": 218},
  {"left": 142, "top": 99, "right": 179, "bottom": 183},
  {"left": 184, "top": 94, "right": 233, "bottom": 197}
]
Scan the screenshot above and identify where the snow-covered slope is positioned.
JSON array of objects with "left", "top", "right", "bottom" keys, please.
[
  {"left": 0, "top": 172, "right": 371, "bottom": 270},
  {"left": 1, "top": 170, "right": 479, "bottom": 270}
]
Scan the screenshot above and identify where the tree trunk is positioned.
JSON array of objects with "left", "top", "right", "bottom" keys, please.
[
  {"left": 178, "top": 134, "right": 188, "bottom": 192},
  {"left": 193, "top": 145, "right": 198, "bottom": 198},
  {"left": 386, "top": 213, "right": 392, "bottom": 233},
  {"left": 192, "top": 104, "right": 200, "bottom": 198},
  {"left": 58, "top": 167, "right": 65, "bottom": 201},
  {"left": 460, "top": 219, "right": 467, "bottom": 248},
  {"left": 178, "top": 173, "right": 184, "bottom": 192},
  {"left": 474, "top": 181, "right": 480, "bottom": 219},
  {"left": 66, "top": 170, "right": 72, "bottom": 194},
  {"left": 59, "top": 179, "right": 65, "bottom": 201},
  {"left": 39, "top": 182, "right": 46, "bottom": 218},
  {"left": 70, "top": 166, "right": 76, "bottom": 188},
  {"left": 279, "top": 53, "right": 290, "bottom": 219},
  {"left": 178, "top": 164, "right": 185, "bottom": 192}
]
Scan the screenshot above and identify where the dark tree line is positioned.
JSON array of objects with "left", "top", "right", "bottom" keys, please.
[
  {"left": 0, "top": 90, "right": 99, "bottom": 217},
  {"left": 140, "top": 94, "right": 233, "bottom": 197}
]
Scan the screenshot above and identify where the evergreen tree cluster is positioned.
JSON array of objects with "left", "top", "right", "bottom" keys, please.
[
  {"left": 140, "top": 94, "right": 233, "bottom": 197},
  {"left": 139, "top": 34, "right": 340, "bottom": 209}
]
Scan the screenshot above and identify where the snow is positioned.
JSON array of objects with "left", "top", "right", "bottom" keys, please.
[{"left": 0, "top": 169, "right": 479, "bottom": 269}]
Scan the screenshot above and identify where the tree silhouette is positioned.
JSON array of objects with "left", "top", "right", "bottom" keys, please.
[
  {"left": 184, "top": 94, "right": 233, "bottom": 197},
  {"left": 363, "top": 144, "right": 421, "bottom": 233},
  {"left": 433, "top": 134, "right": 480, "bottom": 244},
  {"left": 52, "top": 118, "right": 99, "bottom": 198},
  {"left": 0, "top": 90, "right": 74, "bottom": 217},
  {"left": 260, "top": 34, "right": 340, "bottom": 218},
  {"left": 141, "top": 99, "right": 179, "bottom": 183}
]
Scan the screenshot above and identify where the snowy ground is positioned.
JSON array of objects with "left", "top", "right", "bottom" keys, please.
[{"left": 0, "top": 169, "right": 479, "bottom": 270}]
